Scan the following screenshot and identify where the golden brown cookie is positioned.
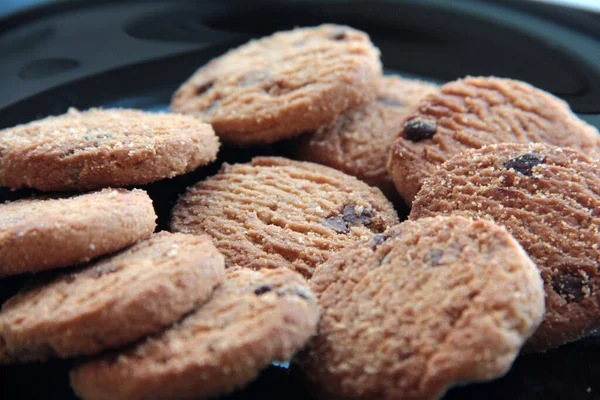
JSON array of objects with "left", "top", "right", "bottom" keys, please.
[
  {"left": 69, "top": 267, "right": 319, "bottom": 400},
  {"left": 0, "top": 108, "right": 219, "bottom": 191},
  {"left": 171, "top": 24, "right": 381, "bottom": 145},
  {"left": 410, "top": 143, "right": 600, "bottom": 351},
  {"left": 298, "top": 216, "right": 544, "bottom": 400},
  {"left": 387, "top": 76, "right": 600, "bottom": 205},
  {"left": 0, "top": 232, "right": 225, "bottom": 362},
  {"left": 297, "top": 76, "right": 438, "bottom": 194},
  {"left": 170, "top": 157, "right": 399, "bottom": 278},
  {"left": 0, "top": 188, "right": 156, "bottom": 276}
]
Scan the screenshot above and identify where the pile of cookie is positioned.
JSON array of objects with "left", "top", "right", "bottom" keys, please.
[{"left": 0, "top": 24, "right": 599, "bottom": 400}]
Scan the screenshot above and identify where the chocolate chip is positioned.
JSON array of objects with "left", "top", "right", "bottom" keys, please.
[
  {"left": 504, "top": 153, "right": 546, "bottom": 176},
  {"left": 194, "top": 81, "right": 214, "bottom": 96},
  {"left": 224, "top": 262, "right": 231, "bottom": 269},
  {"left": 322, "top": 216, "right": 349, "bottom": 234},
  {"left": 93, "top": 265, "right": 117, "bottom": 278},
  {"left": 254, "top": 285, "right": 273, "bottom": 296},
  {"left": 370, "top": 234, "right": 387, "bottom": 249},
  {"left": 342, "top": 205, "right": 373, "bottom": 226},
  {"left": 403, "top": 119, "right": 437, "bottom": 142},
  {"left": 551, "top": 273, "right": 587, "bottom": 302},
  {"left": 330, "top": 29, "right": 348, "bottom": 40},
  {"left": 378, "top": 97, "right": 404, "bottom": 107},
  {"left": 426, "top": 250, "right": 443, "bottom": 267}
]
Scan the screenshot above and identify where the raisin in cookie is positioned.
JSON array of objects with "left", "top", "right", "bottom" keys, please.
[
  {"left": 0, "top": 108, "right": 219, "bottom": 191},
  {"left": 410, "top": 143, "right": 600, "bottom": 351},
  {"left": 297, "top": 76, "right": 438, "bottom": 194},
  {"left": 298, "top": 216, "right": 544, "bottom": 400},
  {"left": 70, "top": 267, "right": 319, "bottom": 400},
  {"left": 170, "top": 157, "right": 398, "bottom": 278},
  {"left": 0, "top": 232, "right": 224, "bottom": 362},
  {"left": 0, "top": 188, "right": 155, "bottom": 276},
  {"left": 171, "top": 24, "right": 381, "bottom": 145},
  {"left": 387, "top": 76, "right": 600, "bottom": 205}
]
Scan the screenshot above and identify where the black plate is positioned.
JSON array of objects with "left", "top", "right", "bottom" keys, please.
[{"left": 1, "top": 1, "right": 600, "bottom": 399}]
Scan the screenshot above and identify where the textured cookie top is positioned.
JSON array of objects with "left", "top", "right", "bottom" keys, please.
[
  {"left": 299, "top": 216, "right": 544, "bottom": 400},
  {"left": 410, "top": 143, "right": 600, "bottom": 351},
  {"left": 0, "top": 188, "right": 156, "bottom": 276},
  {"left": 387, "top": 76, "right": 600, "bottom": 204},
  {"left": 297, "top": 76, "right": 438, "bottom": 193},
  {"left": 0, "top": 108, "right": 220, "bottom": 191},
  {"left": 171, "top": 24, "right": 382, "bottom": 144},
  {"left": 0, "top": 232, "right": 225, "bottom": 362},
  {"left": 170, "top": 157, "right": 399, "bottom": 278},
  {"left": 70, "top": 267, "right": 319, "bottom": 400}
]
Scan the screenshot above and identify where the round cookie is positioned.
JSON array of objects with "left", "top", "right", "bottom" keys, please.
[
  {"left": 0, "top": 108, "right": 220, "bottom": 191},
  {"left": 298, "top": 216, "right": 544, "bottom": 400},
  {"left": 0, "top": 188, "right": 156, "bottom": 276},
  {"left": 0, "top": 232, "right": 225, "bottom": 362},
  {"left": 170, "top": 157, "right": 399, "bottom": 278},
  {"left": 297, "top": 76, "right": 438, "bottom": 194},
  {"left": 70, "top": 267, "right": 320, "bottom": 400},
  {"left": 171, "top": 24, "right": 382, "bottom": 145},
  {"left": 387, "top": 76, "right": 600, "bottom": 205},
  {"left": 410, "top": 143, "right": 600, "bottom": 351}
]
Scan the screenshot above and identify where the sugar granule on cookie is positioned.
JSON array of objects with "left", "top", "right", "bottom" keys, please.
[
  {"left": 298, "top": 216, "right": 544, "bottom": 400},
  {"left": 410, "top": 142, "right": 600, "bottom": 351},
  {"left": 0, "top": 232, "right": 224, "bottom": 362},
  {"left": 171, "top": 24, "right": 382, "bottom": 145},
  {"left": 0, "top": 188, "right": 156, "bottom": 276},
  {"left": 170, "top": 156, "right": 399, "bottom": 279},
  {"left": 387, "top": 76, "right": 600, "bottom": 205},
  {"left": 0, "top": 108, "right": 220, "bottom": 191},
  {"left": 296, "top": 75, "right": 438, "bottom": 194},
  {"left": 69, "top": 267, "right": 319, "bottom": 400}
]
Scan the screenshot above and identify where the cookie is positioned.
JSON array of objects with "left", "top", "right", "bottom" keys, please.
[
  {"left": 171, "top": 24, "right": 381, "bottom": 145},
  {"left": 0, "top": 188, "right": 156, "bottom": 276},
  {"left": 298, "top": 216, "right": 544, "bottom": 400},
  {"left": 0, "top": 108, "right": 220, "bottom": 191},
  {"left": 170, "top": 157, "right": 399, "bottom": 278},
  {"left": 0, "top": 232, "right": 225, "bottom": 362},
  {"left": 410, "top": 143, "right": 600, "bottom": 351},
  {"left": 387, "top": 76, "right": 600, "bottom": 205},
  {"left": 70, "top": 267, "right": 319, "bottom": 400},
  {"left": 297, "top": 76, "right": 438, "bottom": 194}
]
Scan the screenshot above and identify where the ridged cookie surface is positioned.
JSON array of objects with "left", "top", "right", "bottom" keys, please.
[
  {"left": 410, "top": 143, "right": 600, "bottom": 351},
  {"left": 70, "top": 267, "right": 319, "bottom": 400},
  {"left": 297, "top": 76, "right": 438, "bottom": 194},
  {"left": 0, "top": 188, "right": 156, "bottom": 276},
  {"left": 170, "top": 157, "right": 399, "bottom": 278},
  {"left": 0, "top": 108, "right": 219, "bottom": 191},
  {"left": 299, "top": 216, "right": 544, "bottom": 400},
  {"left": 387, "top": 76, "right": 600, "bottom": 204},
  {"left": 0, "top": 232, "right": 224, "bottom": 362},
  {"left": 171, "top": 24, "right": 381, "bottom": 145}
]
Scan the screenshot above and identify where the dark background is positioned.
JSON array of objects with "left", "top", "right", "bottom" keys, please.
[{"left": 1, "top": 1, "right": 600, "bottom": 399}]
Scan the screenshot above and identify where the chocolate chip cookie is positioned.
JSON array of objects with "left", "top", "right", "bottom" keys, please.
[
  {"left": 0, "top": 232, "right": 225, "bottom": 362},
  {"left": 296, "top": 76, "right": 438, "bottom": 194},
  {"left": 410, "top": 143, "right": 600, "bottom": 351},
  {"left": 298, "top": 216, "right": 544, "bottom": 400},
  {"left": 0, "top": 108, "right": 220, "bottom": 191},
  {"left": 0, "top": 188, "right": 156, "bottom": 276},
  {"left": 70, "top": 267, "right": 319, "bottom": 400},
  {"left": 170, "top": 157, "right": 399, "bottom": 278},
  {"left": 387, "top": 76, "right": 600, "bottom": 205},
  {"left": 171, "top": 24, "right": 381, "bottom": 145}
]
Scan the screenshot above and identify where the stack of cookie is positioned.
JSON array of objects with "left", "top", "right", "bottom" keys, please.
[{"left": 0, "top": 23, "right": 599, "bottom": 400}]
